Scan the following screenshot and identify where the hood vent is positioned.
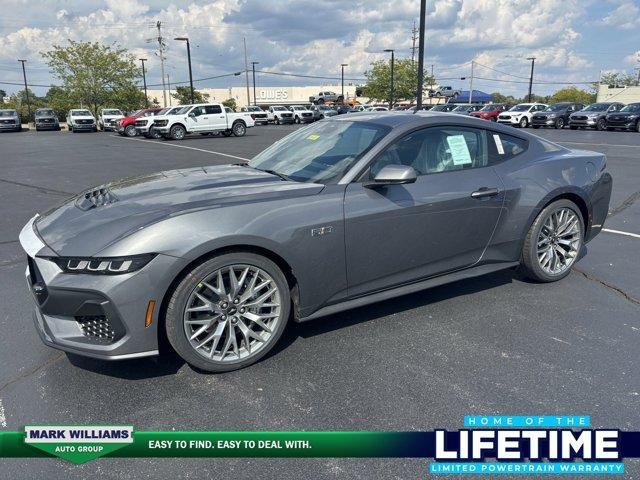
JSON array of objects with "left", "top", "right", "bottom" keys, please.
[{"left": 75, "top": 187, "right": 118, "bottom": 210}]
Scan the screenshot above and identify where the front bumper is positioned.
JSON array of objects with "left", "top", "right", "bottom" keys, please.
[
  {"left": 497, "top": 117, "right": 522, "bottom": 125},
  {"left": 71, "top": 123, "right": 96, "bottom": 131},
  {"left": 531, "top": 117, "right": 556, "bottom": 126},
  {"left": 18, "top": 216, "right": 189, "bottom": 360},
  {"left": 277, "top": 117, "right": 295, "bottom": 124},
  {"left": 135, "top": 123, "right": 152, "bottom": 134},
  {"left": 569, "top": 118, "right": 597, "bottom": 127},
  {"left": 0, "top": 122, "right": 19, "bottom": 130}
]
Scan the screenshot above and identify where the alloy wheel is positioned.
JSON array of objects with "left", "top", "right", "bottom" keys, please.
[
  {"left": 536, "top": 207, "right": 581, "bottom": 275},
  {"left": 556, "top": 118, "right": 564, "bottom": 129},
  {"left": 183, "top": 264, "right": 282, "bottom": 363}
]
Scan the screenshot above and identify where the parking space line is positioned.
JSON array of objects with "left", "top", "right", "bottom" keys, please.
[
  {"left": 558, "top": 141, "right": 640, "bottom": 149},
  {"left": 602, "top": 228, "right": 640, "bottom": 239},
  {"left": 110, "top": 135, "right": 249, "bottom": 161}
]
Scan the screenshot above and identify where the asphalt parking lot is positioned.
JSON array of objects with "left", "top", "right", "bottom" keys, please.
[{"left": 0, "top": 123, "right": 639, "bottom": 479}]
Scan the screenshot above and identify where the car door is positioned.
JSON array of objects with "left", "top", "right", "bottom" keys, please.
[
  {"left": 185, "top": 106, "right": 207, "bottom": 132},
  {"left": 343, "top": 125, "right": 505, "bottom": 297},
  {"left": 206, "top": 104, "right": 227, "bottom": 130}
]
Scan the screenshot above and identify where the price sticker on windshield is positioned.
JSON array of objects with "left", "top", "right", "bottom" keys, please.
[{"left": 307, "top": 134, "right": 320, "bottom": 141}]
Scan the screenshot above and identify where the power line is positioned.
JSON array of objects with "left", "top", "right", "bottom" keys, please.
[{"left": 256, "top": 69, "right": 366, "bottom": 82}]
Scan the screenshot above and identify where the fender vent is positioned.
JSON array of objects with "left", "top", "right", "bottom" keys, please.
[{"left": 75, "top": 187, "right": 118, "bottom": 210}]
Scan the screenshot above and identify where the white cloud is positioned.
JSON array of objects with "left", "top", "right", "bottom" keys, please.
[{"left": 599, "top": 0, "right": 640, "bottom": 30}]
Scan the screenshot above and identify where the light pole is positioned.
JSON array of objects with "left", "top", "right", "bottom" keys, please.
[
  {"left": 526, "top": 57, "right": 536, "bottom": 102},
  {"left": 174, "top": 37, "right": 195, "bottom": 103},
  {"left": 415, "top": 0, "right": 426, "bottom": 111},
  {"left": 251, "top": 61, "right": 259, "bottom": 106},
  {"left": 139, "top": 58, "right": 148, "bottom": 107},
  {"left": 384, "top": 49, "right": 395, "bottom": 109},
  {"left": 18, "top": 59, "right": 31, "bottom": 121},
  {"left": 341, "top": 63, "right": 348, "bottom": 101}
]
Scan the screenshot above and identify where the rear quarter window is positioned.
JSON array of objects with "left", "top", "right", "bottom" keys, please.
[{"left": 488, "top": 132, "right": 529, "bottom": 164}]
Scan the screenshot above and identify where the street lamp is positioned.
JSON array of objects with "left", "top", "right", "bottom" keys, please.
[
  {"left": 251, "top": 61, "right": 259, "bottom": 106},
  {"left": 139, "top": 58, "right": 148, "bottom": 107},
  {"left": 18, "top": 59, "right": 31, "bottom": 121},
  {"left": 384, "top": 49, "right": 395, "bottom": 109},
  {"left": 174, "top": 37, "right": 195, "bottom": 103},
  {"left": 340, "top": 63, "right": 348, "bottom": 101},
  {"left": 526, "top": 57, "right": 536, "bottom": 102}
]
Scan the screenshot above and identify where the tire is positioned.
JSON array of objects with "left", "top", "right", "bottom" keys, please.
[
  {"left": 490, "top": 117, "right": 497, "bottom": 122},
  {"left": 555, "top": 118, "right": 565, "bottom": 129},
  {"left": 636, "top": 121, "right": 640, "bottom": 133},
  {"left": 318, "top": 98, "right": 325, "bottom": 105},
  {"left": 124, "top": 125, "right": 137, "bottom": 137},
  {"left": 569, "top": 126, "right": 578, "bottom": 130},
  {"left": 294, "top": 115, "right": 300, "bottom": 124},
  {"left": 275, "top": 116, "right": 280, "bottom": 125},
  {"left": 232, "top": 121, "right": 246, "bottom": 137},
  {"left": 596, "top": 119, "right": 606, "bottom": 131},
  {"left": 519, "top": 117, "right": 528, "bottom": 128},
  {"left": 149, "top": 128, "right": 163, "bottom": 139},
  {"left": 70, "top": 127, "right": 75, "bottom": 133},
  {"left": 520, "top": 199, "right": 584, "bottom": 283},
  {"left": 165, "top": 252, "right": 291, "bottom": 372},
  {"left": 169, "top": 124, "right": 186, "bottom": 140}
]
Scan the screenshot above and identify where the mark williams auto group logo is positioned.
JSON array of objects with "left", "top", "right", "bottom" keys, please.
[
  {"left": 24, "top": 425, "right": 133, "bottom": 464},
  {"left": 430, "top": 415, "right": 623, "bottom": 475}
]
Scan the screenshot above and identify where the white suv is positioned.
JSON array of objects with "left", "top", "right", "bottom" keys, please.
[
  {"left": 66, "top": 109, "right": 97, "bottom": 133},
  {"left": 98, "top": 108, "right": 124, "bottom": 131},
  {"left": 497, "top": 103, "right": 548, "bottom": 128},
  {"left": 289, "top": 105, "right": 314, "bottom": 123}
]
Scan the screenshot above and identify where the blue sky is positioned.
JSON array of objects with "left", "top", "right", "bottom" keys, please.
[{"left": 1, "top": 0, "right": 639, "bottom": 97}]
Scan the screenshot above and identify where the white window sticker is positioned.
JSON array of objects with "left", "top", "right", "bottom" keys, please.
[
  {"left": 493, "top": 134, "right": 505, "bottom": 155},
  {"left": 446, "top": 135, "right": 472, "bottom": 165}
]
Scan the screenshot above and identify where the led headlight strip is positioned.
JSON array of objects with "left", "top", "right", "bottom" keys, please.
[{"left": 48, "top": 254, "right": 156, "bottom": 275}]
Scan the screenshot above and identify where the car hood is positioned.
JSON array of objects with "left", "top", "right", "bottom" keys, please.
[
  {"left": 70, "top": 115, "right": 95, "bottom": 121},
  {"left": 102, "top": 115, "right": 124, "bottom": 119},
  {"left": 34, "top": 164, "right": 324, "bottom": 256},
  {"left": 606, "top": 111, "right": 638, "bottom": 117}
]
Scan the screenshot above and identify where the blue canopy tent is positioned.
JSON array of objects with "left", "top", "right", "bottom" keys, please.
[{"left": 449, "top": 90, "right": 492, "bottom": 103}]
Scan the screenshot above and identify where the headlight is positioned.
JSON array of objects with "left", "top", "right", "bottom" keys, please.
[
  {"left": 547, "top": 113, "right": 557, "bottom": 118},
  {"left": 48, "top": 254, "right": 156, "bottom": 275},
  {"left": 154, "top": 119, "right": 168, "bottom": 127}
]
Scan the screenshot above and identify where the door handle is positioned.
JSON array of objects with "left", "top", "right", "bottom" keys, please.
[
  {"left": 471, "top": 187, "right": 500, "bottom": 199},
  {"left": 219, "top": 116, "right": 225, "bottom": 118},
  {"left": 202, "top": 117, "right": 208, "bottom": 119}
]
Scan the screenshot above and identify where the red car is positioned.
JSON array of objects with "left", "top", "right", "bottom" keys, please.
[
  {"left": 117, "top": 108, "right": 163, "bottom": 137},
  {"left": 470, "top": 103, "right": 510, "bottom": 122}
]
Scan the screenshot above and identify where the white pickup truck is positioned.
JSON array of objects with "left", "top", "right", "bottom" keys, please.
[
  {"left": 98, "top": 108, "right": 125, "bottom": 131},
  {"left": 152, "top": 103, "right": 255, "bottom": 140}
]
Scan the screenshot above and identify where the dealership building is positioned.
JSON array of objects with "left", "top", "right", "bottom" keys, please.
[{"left": 146, "top": 84, "right": 358, "bottom": 109}]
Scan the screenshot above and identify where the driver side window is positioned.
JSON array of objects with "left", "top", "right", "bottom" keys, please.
[{"left": 369, "top": 127, "right": 488, "bottom": 178}]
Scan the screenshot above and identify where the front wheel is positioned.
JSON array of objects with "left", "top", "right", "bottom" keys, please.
[
  {"left": 555, "top": 118, "right": 565, "bottom": 129},
  {"left": 274, "top": 116, "right": 280, "bottom": 125},
  {"left": 596, "top": 119, "right": 607, "bottom": 131},
  {"left": 165, "top": 253, "right": 290, "bottom": 372},
  {"left": 124, "top": 125, "right": 137, "bottom": 137},
  {"left": 169, "top": 124, "right": 186, "bottom": 140},
  {"left": 520, "top": 200, "right": 583, "bottom": 282},
  {"left": 519, "top": 117, "right": 528, "bottom": 128},
  {"left": 294, "top": 116, "right": 300, "bottom": 124},
  {"left": 232, "top": 122, "right": 246, "bottom": 137}
]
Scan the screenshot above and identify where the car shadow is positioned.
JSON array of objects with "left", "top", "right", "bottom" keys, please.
[{"left": 66, "top": 349, "right": 185, "bottom": 379}]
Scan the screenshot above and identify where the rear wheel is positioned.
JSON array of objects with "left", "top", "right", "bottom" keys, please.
[
  {"left": 520, "top": 199, "right": 583, "bottom": 282},
  {"left": 165, "top": 252, "right": 290, "bottom": 372},
  {"left": 232, "top": 122, "right": 246, "bottom": 137},
  {"left": 169, "top": 124, "right": 186, "bottom": 140}
]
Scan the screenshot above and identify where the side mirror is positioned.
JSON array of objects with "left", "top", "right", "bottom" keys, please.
[
  {"left": 188, "top": 112, "right": 196, "bottom": 118},
  {"left": 364, "top": 164, "right": 417, "bottom": 188}
]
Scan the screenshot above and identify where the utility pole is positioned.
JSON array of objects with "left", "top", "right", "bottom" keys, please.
[
  {"left": 139, "top": 58, "right": 148, "bottom": 107},
  {"left": 174, "top": 37, "right": 194, "bottom": 103},
  {"left": 156, "top": 21, "right": 167, "bottom": 107},
  {"left": 410, "top": 21, "right": 418, "bottom": 65},
  {"left": 636, "top": 66, "right": 640, "bottom": 86},
  {"left": 251, "top": 61, "right": 259, "bottom": 106},
  {"left": 167, "top": 74, "right": 172, "bottom": 106},
  {"left": 469, "top": 60, "right": 474, "bottom": 104},
  {"left": 429, "top": 63, "right": 434, "bottom": 105},
  {"left": 18, "top": 59, "right": 31, "bottom": 121},
  {"left": 415, "top": 0, "right": 426, "bottom": 111},
  {"left": 341, "top": 63, "right": 348, "bottom": 100},
  {"left": 384, "top": 49, "right": 395, "bottom": 109},
  {"left": 527, "top": 57, "right": 536, "bottom": 102},
  {"left": 243, "top": 37, "right": 250, "bottom": 106}
]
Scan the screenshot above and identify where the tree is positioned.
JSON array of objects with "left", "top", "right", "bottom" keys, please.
[
  {"left": 548, "top": 86, "right": 595, "bottom": 105},
  {"left": 42, "top": 40, "right": 143, "bottom": 115},
  {"left": 171, "top": 86, "right": 209, "bottom": 105},
  {"left": 44, "top": 86, "right": 74, "bottom": 119},
  {"left": 222, "top": 98, "right": 237, "bottom": 111},
  {"left": 4, "top": 88, "right": 45, "bottom": 121},
  {"left": 599, "top": 72, "right": 637, "bottom": 87},
  {"left": 0, "top": 89, "right": 6, "bottom": 100},
  {"left": 363, "top": 58, "right": 435, "bottom": 104}
]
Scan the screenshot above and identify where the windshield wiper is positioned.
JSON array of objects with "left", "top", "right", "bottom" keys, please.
[{"left": 262, "top": 169, "right": 292, "bottom": 181}]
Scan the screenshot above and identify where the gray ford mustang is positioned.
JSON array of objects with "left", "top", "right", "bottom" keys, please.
[{"left": 19, "top": 112, "right": 612, "bottom": 372}]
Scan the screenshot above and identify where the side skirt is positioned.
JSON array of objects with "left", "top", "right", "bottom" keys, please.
[{"left": 297, "top": 261, "right": 519, "bottom": 322}]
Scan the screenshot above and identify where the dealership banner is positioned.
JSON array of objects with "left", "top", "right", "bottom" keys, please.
[{"left": 1, "top": 416, "right": 640, "bottom": 473}]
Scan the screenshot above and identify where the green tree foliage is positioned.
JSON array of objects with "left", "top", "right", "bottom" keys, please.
[
  {"left": 222, "top": 98, "right": 237, "bottom": 111},
  {"left": 547, "top": 86, "right": 595, "bottom": 105},
  {"left": 363, "top": 58, "right": 435, "bottom": 104},
  {"left": 42, "top": 40, "right": 144, "bottom": 115},
  {"left": 4, "top": 88, "right": 46, "bottom": 121},
  {"left": 44, "top": 86, "right": 74, "bottom": 119},
  {"left": 171, "top": 86, "right": 209, "bottom": 105},
  {"left": 0, "top": 89, "right": 7, "bottom": 99},
  {"left": 599, "top": 72, "right": 638, "bottom": 87}
]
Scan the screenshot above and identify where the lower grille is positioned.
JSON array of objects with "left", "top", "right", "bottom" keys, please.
[{"left": 76, "top": 315, "right": 116, "bottom": 343}]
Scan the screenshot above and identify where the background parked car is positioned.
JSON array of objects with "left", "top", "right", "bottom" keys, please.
[
  {"left": 532, "top": 102, "right": 584, "bottom": 129},
  {"left": 118, "top": 107, "right": 163, "bottom": 137},
  {"left": 569, "top": 102, "right": 625, "bottom": 131},
  {"left": 267, "top": 105, "right": 295, "bottom": 124},
  {"left": 469, "top": 103, "right": 509, "bottom": 121},
  {"left": 497, "top": 103, "right": 547, "bottom": 128},
  {"left": 605, "top": 102, "right": 640, "bottom": 132},
  {"left": 430, "top": 104, "right": 457, "bottom": 112},
  {"left": 0, "top": 109, "right": 21, "bottom": 132},
  {"left": 309, "top": 91, "right": 344, "bottom": 104},
  {"left": 334, "top": 104, "right": 354, "bottom": 114},
  {"left": 34, "top": 108, "right": 60, "bottom": 131},
  {"left": 366, "top": 106, "right": 389, "bottom": 112},
  {"left": 451, "top": 103, "right": 484, "bottom": 115},
  {"left": 66, "top": 109, "right": 97, "bottom": 133},
  {"left": 428, "top": 86, "right": 460, "bottom": 99},
  {"left": 310, "top": 104, "right": 339, "bottom": 120},
  {"left": 288, "top": 105, "right": 314, "bottom": 123},
  {"left": 240, "top": 105, "right": 268, "bottom": 125},
  {"left": 98, "top": 108, "right": 125, "bottom": 131}
]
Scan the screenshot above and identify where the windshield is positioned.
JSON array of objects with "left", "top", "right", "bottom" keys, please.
[
  {"left": 510, "top": 105, "right": 531, "bottom": 112},
  {"left": 584, "top": 103, "right": 609, "bottom": 112},
  {"left": 318, "top": 106, "right": 332, "bottom": 111},
  {"left": 452, "top": 105, "right": 471, "bottom": 111},
  {"left": 272, "top": 106, "right": 287, "bottom": 111},
  {"left": 71, "top": 110, "right": 92, "bottom": 116},
  {"left": 291, "top": 106, "right": 305, "bottom": 111},
  {"left": 431, "top": 105, "right": 453, "bottom": 111},
  {"left": 175, "top": 106, "right": 191, "bottom": 114},
  {"left": 545, "top": 104, "right": 570, "bottom": 112},
  {"left": 620, "top": 104, "right": 640, "bottom": 112},
  {"left": 102, "top": 109, "right": 122, "bottom": 115},
  {"left": 480, "top": 104, "right": 499, "bottom": 111},
  {"left": 156, "top": 108, "right": 170, "bottom": 115},
  {"left": 248, "top": 120, "right": 390, "bottom": 184},
  {"left": 0, "top": 110, "right": 17, "bottom": 117},
  {"left": 246, "top": 106, "right": 261, "bottom": 112},
  {"left": 36, "top": 109, "right": 55, "bottom": 116}
]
